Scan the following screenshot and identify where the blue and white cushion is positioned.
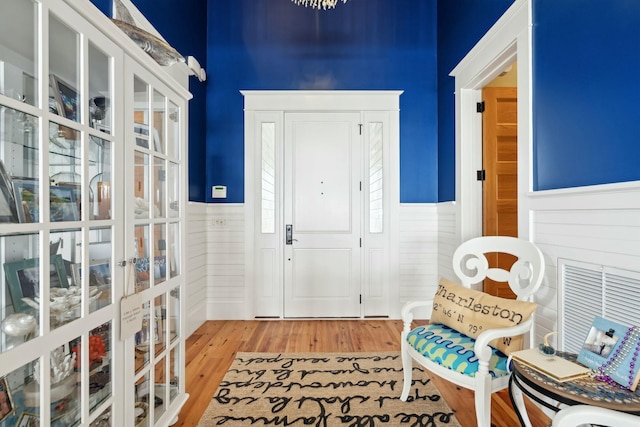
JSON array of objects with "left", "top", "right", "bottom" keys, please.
[{"left": 406, "top": 323, "right": 510, "bottom": 378}]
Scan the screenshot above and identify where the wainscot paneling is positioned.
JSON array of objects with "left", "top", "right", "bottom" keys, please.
[
  {"left": 437, "top": 202, "right": 458, "bottom": 284},
  {"left": 398, "top": 204, "right": 439, "bottom": 319},
  {"left": 196, "top": 182, "right": 640, "bottom": 341},
  {"left": 186, "top": 202, "right": 209, "bottom": 335},
  {"left": 530, "top": 182, "right": 640, "bottom": 349},
  {"left": 200, "top": 203, "right": 438, "bottom": 321},
  {"left": 206, "top": 203, "right": 246, "bottom": 319}
]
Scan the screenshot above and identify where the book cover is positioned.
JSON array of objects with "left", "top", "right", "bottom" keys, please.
[
  {"left": 577, "top": 316, "right": 640, "bottom": 390},
  {"left": 511, "top": 348, "right": 591, "bottom": 382}
]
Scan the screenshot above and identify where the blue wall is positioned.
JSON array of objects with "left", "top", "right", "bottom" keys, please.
[
  {"left": 436, "top": 0, "right": 640, "bottom": 199},
  {"left": 91, "top": 0, "right": 640, "bottom": 205},
  {"left": 436, "top": 0, "right": 513, "bottom": 202},
  {"left": 90, "top": 0, "right": 110, "bottom": 16},
  {"left": 532, "top": 0, "right": 640, "bottom": 190},
  {"left": 206, "top": 0, "right": 438, "bottom": 203}
]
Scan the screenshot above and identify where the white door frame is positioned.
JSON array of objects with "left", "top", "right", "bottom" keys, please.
[
  {"left": 242, "top": 90, "right": 402, "bottom": 319},
  {"left": 450, "top": 0, "right": 532, "bottom": 242}
]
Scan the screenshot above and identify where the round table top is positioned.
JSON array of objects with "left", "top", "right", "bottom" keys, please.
[{"left": 512, "top": 351, "right": 640, "bottom": 413}]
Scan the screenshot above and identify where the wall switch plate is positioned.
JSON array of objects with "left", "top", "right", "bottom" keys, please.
[{"left": 212, "top": 185, "right": 227, "bottom": 198}]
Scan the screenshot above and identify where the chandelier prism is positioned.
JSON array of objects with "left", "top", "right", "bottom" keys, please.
[{"left": 291, "top": 0, "right": 349, "bottom": 10}]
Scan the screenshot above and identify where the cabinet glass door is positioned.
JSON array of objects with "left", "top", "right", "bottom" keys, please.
[
  {"left": 1, "top": 2, "right": 121, "bottom": 426},
  {"left": 127, "top": 58, "right": 185, "bottom": 427}
]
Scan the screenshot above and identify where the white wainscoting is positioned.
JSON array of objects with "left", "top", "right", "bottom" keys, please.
[
  {"left": 437, "top": 202, "right": 458, "bottom": 284},
  {"left": 191, "top": 182, "right": 640, "bottom": 346},
  {"left": 529, "top": 182, "right": 640, "bottom": 348},
  {"left": 206, "top": 204, "right": 246, "bottom": 319},
  {"left": 185, "top": 202, "right": 208, "bottom": 335},
  {"left": 398, "top": 204, "right": 439, "bottom": 319},
  {"left": 198, "top": 203, "right": 441, "bottom": 321}
]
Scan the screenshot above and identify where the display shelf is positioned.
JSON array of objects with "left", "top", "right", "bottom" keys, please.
[{"left": 0, "top": 0, "right": 189, "bottom": 425}]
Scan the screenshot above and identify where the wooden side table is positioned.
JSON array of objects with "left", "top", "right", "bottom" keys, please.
[{"left": 508, "top": 351, "right": 640, "bottom": 427}]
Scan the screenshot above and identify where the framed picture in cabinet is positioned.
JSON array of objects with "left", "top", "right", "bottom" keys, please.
[
  {"left": 0, "top": 376, "right": 15, "bottom": 422},
  {"left": 50, "top": 74, "right": 78, "bottom": 122},
  {"left": 16, "top": 412, "right": 37, "bottom": 427},
  {"left": 3, "top": 254, "right": 70, "bottom": 313},
  {"left": 72, "top": 258, "right": 111, "bottom": 289},
  {"left": 0, "top": 160, "right": 19, "bottom": 223},
  {"left": 133, "top": 122, "right": 160, "bottom": 151},
  {"left": 12, "top": 178, "right": 38, "bottom": 223},
  {"left": 13, "top": 179, "right": 79, "bottom": 222}
]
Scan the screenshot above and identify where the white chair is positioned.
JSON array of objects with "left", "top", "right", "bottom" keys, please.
[
  {"left": 552, "top": 405, "right": 640, "bottom": 427},
  {"left": 400, "top": 236, "right": 545, "bottom": 427}
]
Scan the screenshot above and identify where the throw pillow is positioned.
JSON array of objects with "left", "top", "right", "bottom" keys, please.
[{"left": 430, "top": 277, "right": 538, "bottom": 355}]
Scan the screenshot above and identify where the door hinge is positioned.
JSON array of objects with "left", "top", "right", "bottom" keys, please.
[
  {"left": 359, "top": 238, "right": 362, "bottom": 247},
  {"left": 360, "top": 181, "right": 362, "bottom": 191},
  {"left": 476, "top": 101, "right": 485, "bottom": 113},
  {"left": 360, "top": 294, "right": 362, "bottom": 304},
  {"left": 358, "top": 124, "right": 363, "bottom": 135},
  {"left": 477, "top": 170, "right": 486, "bottom": 181}
]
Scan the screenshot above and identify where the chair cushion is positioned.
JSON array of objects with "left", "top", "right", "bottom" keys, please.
[
  {"left": 406, "top": 323, "right": 510, "bottom": 378},
  {"left": 430, "top": 278, "right": 538, "bottom": 355}
]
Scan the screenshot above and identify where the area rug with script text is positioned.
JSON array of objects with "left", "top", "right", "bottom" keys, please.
[{"left": 197, "top": 352, "right": 461, "bottom": 426}]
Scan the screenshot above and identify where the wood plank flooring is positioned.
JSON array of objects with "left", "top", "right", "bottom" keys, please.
[{"left": 174, "top": 320, "right": 550, "bottom": 427}]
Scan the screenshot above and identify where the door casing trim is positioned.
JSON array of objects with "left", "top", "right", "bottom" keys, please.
[
  {"left": 450, "top": 0, "right": 531, "bottom": 243},
  {"left": 242, "top": 90, "right": 402, "bottom": 319}
]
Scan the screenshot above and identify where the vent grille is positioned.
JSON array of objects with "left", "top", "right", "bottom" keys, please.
[{"left": 560, "top": 261, "right": 640, "bottom": 354}]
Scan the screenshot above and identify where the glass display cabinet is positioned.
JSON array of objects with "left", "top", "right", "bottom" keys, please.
[{"left": 0, "top": 1, "right": 189, "bottom": 426}]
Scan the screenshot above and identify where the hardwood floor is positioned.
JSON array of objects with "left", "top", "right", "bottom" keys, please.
[{"left": 174, "top": 320, "right": 550, "bottom": 427}]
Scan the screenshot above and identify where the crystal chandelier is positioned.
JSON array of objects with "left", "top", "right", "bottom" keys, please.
[{"left": 291, "top": 0, "right": 349, "bottom": 10}]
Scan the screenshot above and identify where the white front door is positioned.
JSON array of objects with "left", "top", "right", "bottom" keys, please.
[{"left": 283, "top": 112, "right": 362, "bottom": 317}]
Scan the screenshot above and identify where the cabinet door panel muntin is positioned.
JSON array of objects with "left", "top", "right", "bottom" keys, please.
[
  {"left": 126, "top": 58, "right": 187, "bottom": 427},
  {"left": 89, "top": 134, "right": 113, "bottom": 221},
  {"left": 49, "top": 14, "right": 80, "bottom": 124},
  {"left": 88, "top": 42, "right": 111, "bottom": 133},
  {"left": 134, "top": 225, "right": 150, "bottom": 292},
  {"left": 134, "top": 151, "right": 150, "bottom": 220},
  {"left": 169, "top": 286, "right": 180, "bottom": 344},
  {"left": 167, "top": 101, "right": 179, "bottom": 160},
  {"left": 0, "top": 233, "right": 40, "bottom": 353},
  {"left": 89, "top": 321, "right": 112, "bottom": 415},
  {"left": 0, "top": 358, "right": 39, "bottom": 426},
  {"left": 152, "top": 90, "right": 165, "bottom": 155},
  {"left": 153, "top": 157, "right": 166, "bottom": 218},
  {"left": 0, "top": 0, "right": 39, "bottom": 108},
  {"left": 153, "top": 293, "right": 166, "bottom": 357},
  {"left": 87, "top": 227, "right": 113, "bottom": 314},
  {"left": 134, "top": 372, "right": 150, "bottom": 427},
  {"left": 168, "top": 222, "right": 180, "bottom": 279},
  {"left": 49, "top": 228, "right": 80, "bottom": 329},
  {"left": 60, "top": 334, "right": 83, "bottom": 425},
  {"left": 134, "top": 301, "right": 152, "bottom": 374},
  {"left": 153, "top": 224, "right": 167, "bottom": 286},
  {"left": 167, "top": 162, "right": 179, "bottom": 219},
  {"left": 169, "top": 346, "right": 180, "bottom": 404}
]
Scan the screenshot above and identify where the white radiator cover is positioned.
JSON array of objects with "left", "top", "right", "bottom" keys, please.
[{"left": 559, "top": 259, "right": 640, "bottom": 353}]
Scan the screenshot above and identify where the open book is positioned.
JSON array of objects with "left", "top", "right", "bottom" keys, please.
[{"left": 510, "top": 348, "right": 591, "bottom": 382}]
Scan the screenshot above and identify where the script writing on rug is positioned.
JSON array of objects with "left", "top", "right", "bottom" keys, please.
[{"left": 197, "top": 352, "right": 461, "bottom": 426}]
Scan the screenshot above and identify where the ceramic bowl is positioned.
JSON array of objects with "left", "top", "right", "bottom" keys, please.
[{"left": 1, "top": 313, "right": 37, "bottom": 336}]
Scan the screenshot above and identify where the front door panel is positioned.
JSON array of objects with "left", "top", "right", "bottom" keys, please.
[{"left": 284, "top": 113, "right": 361, "bottom": 317}]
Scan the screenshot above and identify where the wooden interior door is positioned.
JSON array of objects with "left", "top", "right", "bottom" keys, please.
[{"left": 482, "top": 86, "right": 518, "bottom": 298}]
